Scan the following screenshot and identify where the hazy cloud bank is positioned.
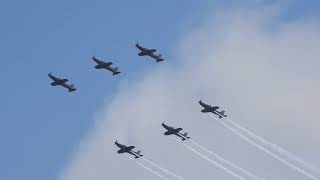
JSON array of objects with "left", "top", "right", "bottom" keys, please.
[{"left": 60, "top": 4, "right": 320, "bottom": 180}]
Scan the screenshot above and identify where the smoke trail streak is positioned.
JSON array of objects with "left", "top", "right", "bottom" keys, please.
[
  {"left": 190, "top": 140, "right": 263, "bottom": 180},
  {"left": 126, "top": 156, "right": 170, "bottom": 180},
  {"left": 217, "top": 118, "right": 320, "bottom": 180},
  {"left": 142, "top": 157, "right": 186, "bottom": 180},
  {"left": 174, "top": 138, "right": 248, "bottom": 180},
  {"left": 136, "top": 161, "right": 171, "bottom": 180},
  {"left": 227, "top": 118, "right": 320, "bottom": 175}
]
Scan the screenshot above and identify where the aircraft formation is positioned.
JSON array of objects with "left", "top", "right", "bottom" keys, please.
[
  {"left": 49, "top": 42, "right": 319, "bottom": 180},
  {"left": 47, "top": 42, "right": 245, "bottom": 178},
  {"left": 113, "top": 100, "right": 225, "bottom": 159},
  {"left": 110, "top": 96, "right": 319, "bottom": 180},
  {"left": 48, "top": 41, "right": 227, "bottom": 159},
  {"left": 48, "top": 43, "right": 164, "bottom": 92}
]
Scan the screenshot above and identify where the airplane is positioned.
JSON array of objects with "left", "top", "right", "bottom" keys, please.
[
  {"left": 48, "top": 72, "right": 77, "bottom": 92},
  {"left": 114, "top": 140, "right": 143, "bottom": 159},
  {"left": 162, "top": 122, "right": 190, "bottom": 141},
  {"left": 135, "top": 43, "right": 164, "bottom": 62},
  {"left": 92, "top": 56, "right": 120, "bottom": 75},
  {"left": 199, "top": 100, "right": 227, "bottom": 118}
]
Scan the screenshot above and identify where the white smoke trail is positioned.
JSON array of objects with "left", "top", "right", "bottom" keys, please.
[
  {"left": 142, "top": 157, "right": 186, "bottom": 180},
  {"left": 217, "top": 118, "right": 320, "bottom": 180},
  {"left": 126, "top": 156, "right": 171, "bottom": 180},
  {"left": 174, "top": 138, "right": 248, "bottom": 180},
  {"left": 190, "top": 140, "right": 263, "bottom": 180},
  {"left": 227, "top": 118, "right": 320, "bottom": 175},
  {"left": 136, "top": 161, "right": 171, "bottom": 180}
]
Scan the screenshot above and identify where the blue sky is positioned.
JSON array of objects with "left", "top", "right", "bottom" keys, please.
[{"left": 1, "top": 1, "right": 320, "bottom": 180}]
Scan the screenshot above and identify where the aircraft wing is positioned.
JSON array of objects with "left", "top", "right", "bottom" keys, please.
[
  {"left": 199, "top": 100, "right": 219, "bottom": 109},
  {"left": 138, "top": 51, "right": 146, "bottom": 56},
  {"left": 92, "top": 56, "right": 112, "bottom": 65},
  {"left": 164, "top": 131, "right": 173, "bottom": 135},
  {"left": 199, "top": 100, "right": 210, "bottom": 108},
  {"left": 117, "top": 148, "right": 127, "bottom": 154},
  {"left": 136, "top": 43, "right": 146, "bottom": 51},
  {"left": 105, "top": 62, "right": 112, "bottom": 66},
  {"left": 212, "top": 106, "right": 219, "bottom": 110},
  {"left": 48, "top": 73, "right": 60, "bottom": 81},
  {"left": 127, "top": 146, "right": 135, "bottom": 150}
]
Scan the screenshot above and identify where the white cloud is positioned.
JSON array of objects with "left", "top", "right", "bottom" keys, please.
[{"left": 60, "top": 4, "right": 320, "bottom": 180}]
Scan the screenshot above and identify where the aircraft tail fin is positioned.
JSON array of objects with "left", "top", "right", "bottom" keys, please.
[
  {"left": 156, "top": 54, "right": 164, "bottom": 62},
  {"left": 182, "top": 132, "right": 190, "bottom": 139},
  {"left": 135, "top": 151, "right": 143, "bottom": 157},
  {"left": 68, "top": 84, "right": 76, "bottom": 92},
  {"left": 113, "top": 67, "right": 120, "bottom": 75},
  {"left": 220, "top": 110, "right": 227, "bottom": 117}
]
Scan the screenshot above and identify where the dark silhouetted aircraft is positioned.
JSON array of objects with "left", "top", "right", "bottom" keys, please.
[
  {"left": 199, "top": 100, "right": 227, "bottom": 118},
  {"left": 92, "top": 56, "right": 120, "bottom": 75},
  {"left": 48, "top": 72, "right": 77, "bottom": 92},
  {"left": 136, "top": 43, "right": 164, "bottom": 62},
  {"left": 114, "top": 140, "right": 143, "bottom": 158},
  {"left": 162, "top": 122, "right": 190, "bottom": 141}
]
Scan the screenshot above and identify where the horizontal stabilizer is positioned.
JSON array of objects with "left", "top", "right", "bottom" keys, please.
[
  {"left": 136, "top": 151, "right": 143, "bottom": 156},
  {"left": 182, "top": 132, "right": 190, "bottom": 139},
  {"left": 135, "top": 150, "right": 143, "bottom": 158},
  {"left": 112, "top": 67, "right": 120, "bottom": 75},
  {"left": 68, "top": 84, "right": 77, "bottom": 92},
  {"left": 156, "top": 54, "right": 164, "bottom": 62}
]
